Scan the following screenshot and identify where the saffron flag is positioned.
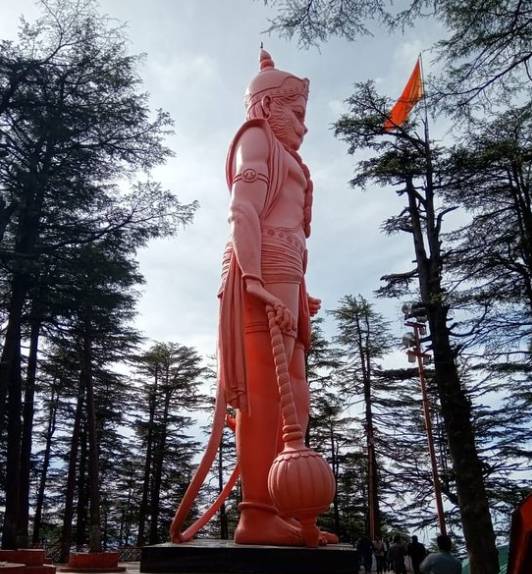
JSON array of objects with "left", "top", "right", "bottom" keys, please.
[{"left": 384, "top": 59, "right": 423, "bottom": 131}]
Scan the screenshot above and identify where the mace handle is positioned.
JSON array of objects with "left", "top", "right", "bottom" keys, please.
[{"left": 266, "top": 304, "right": 304, "bottom": 445}]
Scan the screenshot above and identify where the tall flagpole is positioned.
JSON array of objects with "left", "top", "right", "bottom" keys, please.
[
  {"left": 419, "top": 52, "right": 430, "bottom": 145},
  {"left": 415, "top": 52, "right": 447, "bottom": 535},
  {"left": 419, "top": 52, "right": 434, "bottom": 214}
]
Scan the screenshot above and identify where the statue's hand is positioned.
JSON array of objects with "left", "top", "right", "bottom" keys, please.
[
  {"left": 245, "top": 279, "right": 297, "bottom": 334},
  {"left": 269, "top": 301, "right": 297, "bottom": 335},
  {"left": 307, "top": 295, "right": 321, "bottom": 317}
]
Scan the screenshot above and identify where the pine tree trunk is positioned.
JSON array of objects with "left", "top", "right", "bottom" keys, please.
[
  {"left": 32, "top": 386, "right": 59, "bottom": 545},
  {"left": 429, "top": 308, "right": 498, "bottom": 574},
  {"left": 148, "top": 390, "right": 170, "bottom": 544},
  {"left": 1, "top": 270, "right": 32, "bottom": 548},
  {"left": 304, "top": 416, "right": 312, "bottom": 447},
  {"left": 365, "top": 396, "right": 379, "bottom": 537},
  {"left": 75, "top": 426, "right": 88, "bottom": 550},
  {"left": 354, "top": 308, "right": 380, "bottom": 539},
  {"left": 119, "top": 489, "right": 132, "bottom": 547},
  {"left": 366, "top": 438, "right": 379, "bottom": 538},
  {"left": 19, "top": 315, "right": 41, "bottom": 545},
  {"left": 1, "top": 329, "right": 23, "bottom": 549},
  {"left": 329, "top": 424, "right": 340, "bottom": 534},
  {"left": 137, "top": 368, "right": 158, "bottom": 547},
  {"left": 364, "top": 382, "right": 379, "bottom": 539},
  {"left": 118, "top": 511, "right": 125, "bottom": 547},
  {"left": 304, "top": 353, "right": 311, "bottom": 448},
  {"left": 508, "top": 168, "right": 532, "bottom": 312},
  {"left": 405, "top": 169, "right": 499, "bottom": 574},
  {"left": 0, "top": 269, "right": 30, "bottom": 436},
  {"left": 218, "top": 441, "right": 228, "bottom": 540},
  {"left": 0, "top": 171, "right": 45, "bottom": 430},
  {"left": 0, "top": 201, "right": 17, "bottom": 244},
  {"left": 82, "top": 330, "right": 102, "bottom": 553},
  {"left": 123, "top": 489, "right": 132, "bottom": 546},
  {"left": 60, "top": 380, "right": 84, "bottom": 563},
  {"left": 102, "top": 500, "right": 108, "bottom": 551},
  {"left": 0, "top": 175, "right": 46, "bottom": 548}
]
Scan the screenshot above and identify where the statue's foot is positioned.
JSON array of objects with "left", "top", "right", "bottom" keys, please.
[
  {"left": 235, "top": 502, "right": 304, "bottom": 546},
  {"left": 284, "top": 517, "right": 338, "bottom": 545},
  {"left": 319, "top": 530, "right": 339, "bottom": 544}
]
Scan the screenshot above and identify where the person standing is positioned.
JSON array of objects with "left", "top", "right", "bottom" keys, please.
[
  {"left": 353, "top": 539, "right": 361, "bottom": 573},
  {"left": 358, "top": 536, "right": 374, "bottom": 573},
  {"left": 408, "top": 535, "right": 427, "bottom": 574},
  {"left": 420, "top": 534, "right": 462, "bottom": 574},
  {"left": 385, "top": 537, "right": 392, "bottom": 571},
  {"left": 373, "top": 536, "right": 387, "bottom": 574},
  {"left": 389, "top": 535, "right": 407, "bottom": 574}
]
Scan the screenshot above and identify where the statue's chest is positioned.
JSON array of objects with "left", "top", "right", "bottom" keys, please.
[
  {"left": 279, "top": 151, "right": 306, "bottom": 209},
  {"left": 285, "top": 151, "right": 307, "bottom": 190}
]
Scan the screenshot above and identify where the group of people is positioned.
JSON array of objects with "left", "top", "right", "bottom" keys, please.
[{"left": 354, "top": 534, "right": 462, "bottom": 574}]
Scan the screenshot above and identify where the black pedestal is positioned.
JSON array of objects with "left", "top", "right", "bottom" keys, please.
[{"left": 140, "top": 540, "right": 357, "bottom": 574}]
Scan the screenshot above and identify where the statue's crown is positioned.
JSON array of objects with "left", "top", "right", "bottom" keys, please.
[{"left": 245, "top": 49, "right": 309, "bottom": 109}]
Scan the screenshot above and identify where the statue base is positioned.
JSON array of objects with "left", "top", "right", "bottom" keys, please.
[{"left": 140, "top": 540, "right": 356, "bottom": 574}]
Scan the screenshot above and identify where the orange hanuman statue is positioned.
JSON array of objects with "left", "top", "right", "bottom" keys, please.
[{"left": 170, "top": 49, "right": 336, "bottom": 547}]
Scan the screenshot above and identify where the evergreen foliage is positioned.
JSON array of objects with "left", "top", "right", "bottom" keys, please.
[
  {"left": 0, "top": 1, "right": 529, "bottom": 566},
  {"left": 133, "top": 342, "right": 205, "bottom": 546},
  {"left": 264, "top": 0, "right": 532, "bottom": 105},
  {"left": 0, "top": 0, "right": 197, "bottom": 551}
]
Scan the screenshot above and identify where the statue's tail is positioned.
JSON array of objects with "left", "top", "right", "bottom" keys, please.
[{"left": 169, "top": 383, "right": 239, "bottom": 542}]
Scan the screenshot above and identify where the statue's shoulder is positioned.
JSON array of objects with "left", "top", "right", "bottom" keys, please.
[
  {"left": 226, "top": 119, "right": 275, "bottom": 188},
  {"left": 235, "top": 121, "right": 270, "bottom": 154},
  {"left": 232, "top": 118, "right": 272, "bottom": 143}
]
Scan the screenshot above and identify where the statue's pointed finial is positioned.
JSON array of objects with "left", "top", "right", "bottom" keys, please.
[{"left": 259, "top": 47, "right": 275, "bottom": 71}]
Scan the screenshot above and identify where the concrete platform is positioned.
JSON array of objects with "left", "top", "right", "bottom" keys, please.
[
  {"left": 0, "top": 550, "right": 56, "bottom": 574},
  {"left": 0, "top": 563, "right": 26, "bottom": 574},
  {"left": 140, "top": 540, "right": 357, "bottom": 574},
  {"left": 59, "top": 568, "right": 126, "bottom": 573}
]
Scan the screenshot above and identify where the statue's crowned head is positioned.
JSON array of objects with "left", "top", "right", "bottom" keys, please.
[
  {"left": 245, "top": 49, "right": 309, "bottom": 151},
  {"left": 245, "top": 49, "right": 309, "bottom": 113}
]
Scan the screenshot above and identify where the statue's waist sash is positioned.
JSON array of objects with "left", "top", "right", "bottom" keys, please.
[{"left": 221, "top": 226, "right": 306, "bottom": 289}]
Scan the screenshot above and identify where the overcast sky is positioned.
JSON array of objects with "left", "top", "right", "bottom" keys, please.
[{"left": 1, "top": 0, "right": 446, "bottom": 362}]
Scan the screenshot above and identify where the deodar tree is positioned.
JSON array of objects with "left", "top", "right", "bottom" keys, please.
[
  {"left": 133, "top": 343, "right": 205, "bottom": 546},
  {"left": 264, "top": 0, "right": 532, "bottom": 105},
  {"left": 329, "top": 295, "right": 393, "bottom": 539},
  {"left": 442, "top": 105, "right": 532, "bottom": 527},
  {"left": 333, "top": 82, "right": 499, "bottom": 573},
  {"left": 0, "top": 0, "right": 197, "bottom": 549}
]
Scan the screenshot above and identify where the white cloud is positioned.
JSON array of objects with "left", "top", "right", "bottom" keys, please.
[
  {"left": 394, "top": 40, "right": 424, "bottom": 68},
  {"left": 148, "top": 53, "right": 219, "bottom": 94},
  {"left": 327, "top": 98, "right": 349, "bottom": 116},
  {"left": 3, "top": 0, "right": 447, "bottom": 409}
]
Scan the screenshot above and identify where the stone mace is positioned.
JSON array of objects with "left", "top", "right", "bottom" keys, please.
[{"left": 266, "top": 304, "right": 336, "bottom": 548}]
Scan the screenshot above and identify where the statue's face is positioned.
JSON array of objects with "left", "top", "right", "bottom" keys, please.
[{"left": 266, "top": 95, "right": 308, "bottom": 151}]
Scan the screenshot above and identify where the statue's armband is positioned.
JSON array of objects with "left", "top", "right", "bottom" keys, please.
[{"left": 233, "top": 168, "right": 269, "bottom": 186}]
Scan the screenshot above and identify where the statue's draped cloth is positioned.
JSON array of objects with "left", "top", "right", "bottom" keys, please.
[{"left": 218, "top": 119, "right": 311, "bottom": 414}]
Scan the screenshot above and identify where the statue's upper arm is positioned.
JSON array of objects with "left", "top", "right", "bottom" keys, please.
[
  {"left": 231, "top": 126, "right": 269, "bottom": 216},
  {"left": 234, "top": 126, "right": 269, "bottom": 173}
]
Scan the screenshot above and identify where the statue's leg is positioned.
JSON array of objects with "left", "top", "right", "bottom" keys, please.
[
  {"left": 276, "top": 341, "right": 309, "bottom": 451},
  {"left": 234, "top": 284, "right": 303, "bottom": 546},
  {"left": 284, "top": 342, "right": 340, "bottom": 545},
  {"left": 289, "top": 341, "right": 309, "bottom": 435}
]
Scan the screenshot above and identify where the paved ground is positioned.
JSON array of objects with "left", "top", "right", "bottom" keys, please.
[
  {"left": 115, "top": 562, "right": 402, "bottom": 573},
  {"left": 129, "top": 564, "right": 407, "bottom": 573}
]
